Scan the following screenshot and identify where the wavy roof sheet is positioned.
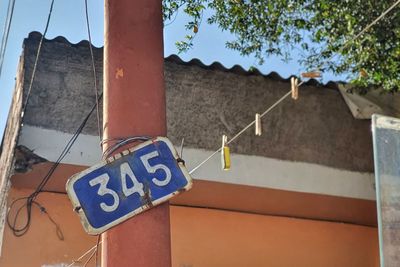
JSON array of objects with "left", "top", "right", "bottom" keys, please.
[{"left": 26, "top": 31, "right": 339, "bottom": 89}]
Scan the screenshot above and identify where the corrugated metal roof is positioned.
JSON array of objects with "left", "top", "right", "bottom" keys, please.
[{"left": 26, "top": 31, "right": 339, "bottom": 89}]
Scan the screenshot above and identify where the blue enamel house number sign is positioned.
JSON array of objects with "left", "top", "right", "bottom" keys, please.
[{"left": 66, "top": 137, "right": 192, "bottom": 235}]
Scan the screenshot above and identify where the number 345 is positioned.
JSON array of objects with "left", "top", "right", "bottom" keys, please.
[{"left": 89, "top": 150, "right": 171, "bottom": 212}]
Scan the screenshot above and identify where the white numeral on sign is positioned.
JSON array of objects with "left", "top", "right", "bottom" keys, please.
[
  {"left": 89, "top": 173, "right": 119, "bottom": 212},
  {"left": 120, "top": 162, "right": 145, "bottom": 197},
  {"left": 140, "top": 151, "right": 172, "bottom": 186},
  {"left": 89, "top": 150, "right": 173, "bottom": 212}
]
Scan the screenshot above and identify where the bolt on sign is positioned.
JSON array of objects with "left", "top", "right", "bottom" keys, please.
[{"left": 66, "top": 137, "right": 192, "bottom": 235}]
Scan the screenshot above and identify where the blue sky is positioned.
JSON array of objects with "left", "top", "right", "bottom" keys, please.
[{"left": 0, "top": 0, "right": 345, "bottom": 137}]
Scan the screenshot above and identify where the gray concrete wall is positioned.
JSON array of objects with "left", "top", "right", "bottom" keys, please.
[
  {"left": 21, "top": 32, "right": 373, "bottom": 172},
  {"left": 22, "top": 32, "right": 103, "bottom": 135}
]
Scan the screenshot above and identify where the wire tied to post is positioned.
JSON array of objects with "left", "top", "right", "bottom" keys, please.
[{"left": 101, "top": 136, "right": 151, "bottom": 159}]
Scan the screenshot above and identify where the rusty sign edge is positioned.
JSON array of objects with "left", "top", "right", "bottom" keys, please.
[{"left": 66, "top": 136, "right": 193, "bottom": 235}]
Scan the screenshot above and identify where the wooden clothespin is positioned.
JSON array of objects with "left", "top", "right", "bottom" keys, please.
[
  {"left": 291, "top": 77, "right": 299, "bottom": 100},
  {"left": 359, "top": 68, "right": 368, "bottom": 78},
  {"left": 221, "top": 135, "right": 231, "bottom": 170},
  {"left": 255, "top": 113, "right": 262, "bottom": 136},
  {"left": 301, "top": 71, "right": 321, "bottom": 79}
]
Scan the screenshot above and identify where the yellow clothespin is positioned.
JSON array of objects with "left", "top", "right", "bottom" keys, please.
[
  {"left": 301, "top": 71, "right": 321, "bottom": 79},
  {"left": 221, "top": 135, "right": 231, "bottom": 170},
  {"left": 291, "top": 77, "right": 299, "bottom": 100},
  {"left": 255, "top": 113, "right": 262, "bottom": 136}
]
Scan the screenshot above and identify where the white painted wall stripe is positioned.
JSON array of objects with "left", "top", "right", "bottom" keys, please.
[
  {"left": 184, "top": 148, "right": 375, "bottom": 200},
  {"left": 19, "top": 125, "right": 103, "bottom": 166},
  {"left": 19, "top": 125, "right": 375, "bottom": 200}
]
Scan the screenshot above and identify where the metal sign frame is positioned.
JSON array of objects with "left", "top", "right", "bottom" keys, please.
[
  {"left": 372, "top": 114, "right": 400, "bottom": 266},
  {"left": 66, "top": 137, "right": 192, "bottom": 235}
]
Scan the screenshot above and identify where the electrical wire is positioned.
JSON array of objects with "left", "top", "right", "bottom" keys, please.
[
  {"left": 5, "top": 0, "right": 56, "bottom": 238},
  {"left": 84, "top": 0, "right": 102, "bottom": 144},
  {"left": 6, "top": 196, "right": 64, "bottom": 239},
  {"left": 40, "top": 189, "right": 67, "bottom": 195},
  {"left": 34, "top": 92, "right": 103, "bottom": 197},
  {"left": 180, "top": 137, "right": 185, "bottom": 158},
  {"left": 7, "top": 0, "right": 107, "bottom": 241},
  {"left": 102, "top": 136, "right": 150, "bottom": 159},
  {"left": 164, "top": 7, "right": 180, "bottom": 27},
  {"left": 163, "top": 1, "right": 186, "bottom": 27},
  {"left": 0, "top": 0, "right": 16, "bottom": 78},
  {"left": 21, "top": 0, "right": 55, "bottom": 119},
  {"left": 7, "top": 93, "right": 103, "bottom": 237},
  {"left": 5, "top": 0, "right": 398, "bottom": 253}
]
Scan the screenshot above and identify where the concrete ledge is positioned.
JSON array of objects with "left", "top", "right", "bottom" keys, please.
[{"left": 18, "top": 125, "right": 375, "bottom": 200}]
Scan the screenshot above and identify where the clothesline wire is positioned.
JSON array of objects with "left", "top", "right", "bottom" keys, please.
[
  {"left": 188, "top": 0, "right": 400, "bottom": 175},
  {"left": 189, "top": 84, "right": 302, "bottom": 175}
]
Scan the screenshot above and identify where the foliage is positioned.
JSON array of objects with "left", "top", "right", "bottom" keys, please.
[{"left": 162, "top": 0, "right": 400, "bottom": 93}]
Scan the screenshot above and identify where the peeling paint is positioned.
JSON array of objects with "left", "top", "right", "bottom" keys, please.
[
  {"left": 14, "top": 145, "right": 47, "bottom": 173},
  {"left": 115, "top": 67, "right": 123, "bottom": 79}
]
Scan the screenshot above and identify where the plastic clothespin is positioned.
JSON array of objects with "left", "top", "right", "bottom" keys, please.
[
  {"left": 301, "top": 71, "right": 321, "bottom": 79},
  {"left": 221, "top": 135, "right": 231, "bottom": 171},
  {"left": 255, "top": 113, "right": 262, "bottom": 136},
  {"left": 291, "top": 77, "right": 299, "bottom": 100}
]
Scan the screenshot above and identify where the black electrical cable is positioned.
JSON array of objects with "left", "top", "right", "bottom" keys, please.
[
  {"left": 0, "top": 0, "right": 16, "bottom": 78},
  {"left": 84, "top": 0, "right": 102, "bottom": 143},
  {"left": 6, "top": 0, "right": 106, "bottom": 238},
  {"left": 40, "top": 190, "right": 67, "bottom": 195},
  {"left": 7, "top": 93, "right": 103, "bottom": 237},
  {"left": 22, "top": 0, "right": 55, "bottom": 118},
  {"left": 102, "top": 136, "right": 151, "bottom": 159}
]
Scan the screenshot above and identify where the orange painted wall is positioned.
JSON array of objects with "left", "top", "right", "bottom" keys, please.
[
  {"left": 170, "top": 206, "right": 380, "bottom": 267},
  {"left": 1, "top": 189, "right": 379, "bottom": 267},
  {"left": 0, "top": 188, "right": 98, "bottom": 267}
]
